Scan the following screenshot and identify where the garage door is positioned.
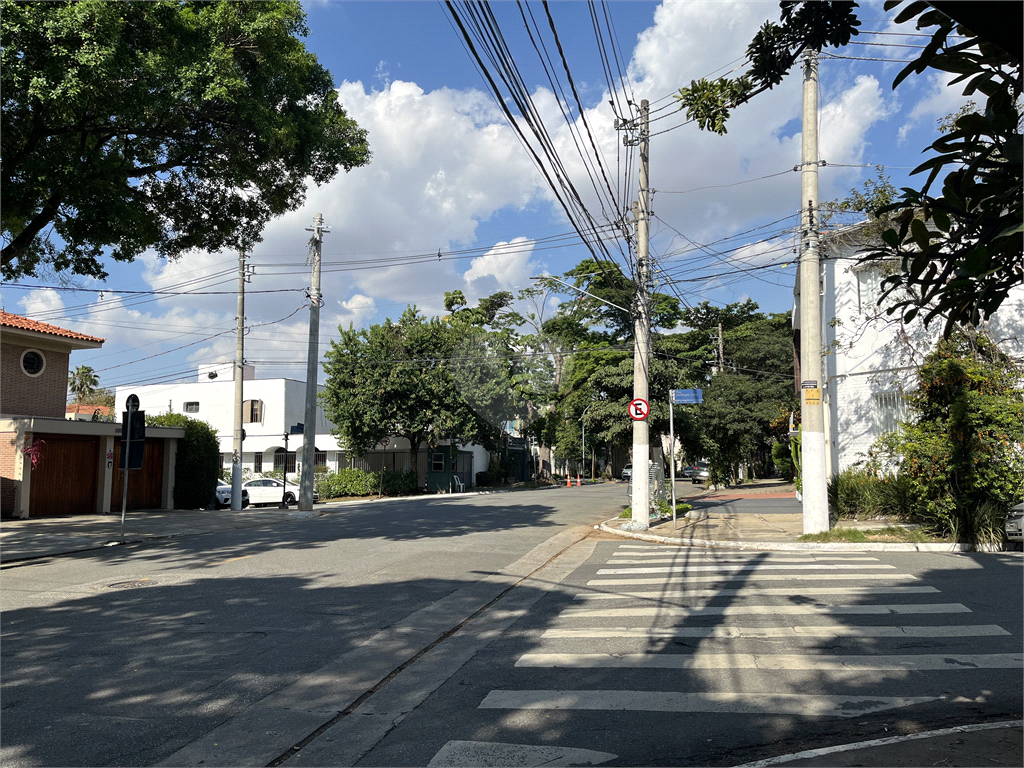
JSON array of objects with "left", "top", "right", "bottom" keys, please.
[
  {"left": 110, "top": 439, "right": 165, "bottom": 511},
  {"left": 28, "top": 434, "right": 100, "bottom": 516}
]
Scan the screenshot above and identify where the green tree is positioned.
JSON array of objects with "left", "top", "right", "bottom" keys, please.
[
  {"left": 320, "top": 307, "right": 502, "bottom": 487},
  {"left": 870, "top": 331, "right": 1023, "bottom": 544},
  {"left": 67, "top": 364, "right": 98, "bottom": 402},
  {"left": 2, "top": 0, "right": 370, "bottom": 280},
  {"left": 674, "top": 0, "right": 1021, "bottom": 336},
  {"left": 147, "top": 412, "right": 220, "bottom": 509}
]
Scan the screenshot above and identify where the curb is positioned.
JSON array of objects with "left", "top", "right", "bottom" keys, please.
[{"left": 598, "top": 519, "right": 1006, "bottom": 552}]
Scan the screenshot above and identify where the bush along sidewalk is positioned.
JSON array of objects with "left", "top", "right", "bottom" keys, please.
[{"left": 315, "top": 467, "right": 417, "bottom": 499}]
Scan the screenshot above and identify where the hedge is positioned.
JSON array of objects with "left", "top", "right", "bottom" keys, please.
[
  {"left": 146, "top": 412, "right": 220, "bottom": 509},
  {"left": 316, "top": 468, "right": 417, "bottom": 499}
]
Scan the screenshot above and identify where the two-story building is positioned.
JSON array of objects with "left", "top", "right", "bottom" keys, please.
[
  {"left": 794, "top": 222, "right": 1024, "bottom": 477},
  {"left": 116, "top": 363, "right": 490, "bottom": 490},
  {"left": 1, "top": 312, "right": 183, "bottom": 517}
]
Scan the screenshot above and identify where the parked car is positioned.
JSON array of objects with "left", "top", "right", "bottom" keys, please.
[
  {"left": 680, "top": 465, "right": 695, "bottom": 479},
  {"left": 691, "top": 462, "right": 710, "bottom": 484},
  {"left": 1006, "top": 502, "right": 1024, "bottom": 550},
  {"left": 242, "top": 477, "right": 319, "bottom": 506},
  {"left": 215, "top": 483, "right": 249, "bottom": 510},
  {"left": 621, "top": 464, "right": 632, "bottom": 481}
]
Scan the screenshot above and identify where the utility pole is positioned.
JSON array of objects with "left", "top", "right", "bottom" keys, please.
[
  {"left": 299, "top": 214, "right": 327, "bottom": 511},
  {"left": 718, "top": 322, "right": 725, "bottom": 371},
  {"left": 799, "top": 49, "right": 829, "bottom": 533},
  {"left": 629, "top": 99, "right": 651, "bottom": 530},
  {"left": 231, "top": 251, "right": 248, "bottom": 511}
]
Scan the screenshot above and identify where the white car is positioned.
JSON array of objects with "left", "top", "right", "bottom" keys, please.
[
  {"left": 1006, "top": 502, "right": 1023, "bottom": 550},
  {"left": 215, "top": 483, "right": 249, "bottom": 510},
  {"left": 242, "top": 477, "right": 318, "bottom": 506}
]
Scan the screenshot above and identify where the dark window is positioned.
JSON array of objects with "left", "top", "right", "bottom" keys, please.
[
  {"left": 432, "top": 452, "right": 445, "bottom": 472},
  {"left": 315, "top": 451, "right": 327, "bottom": 467},
  {"left": 184, "top": 401, "right": 199, "bottom": 413},
  {"left": 243, "top": 399, "right": 263, "bottom": 423},
  {"left": 21, "top": 350, "right": 44, "bottom": 376},
  {"left": 274, "top": 448, "right": 296, "bottom": 474},
  {"left": 253, "top": 453, "right": 262, "bottom": 473}
]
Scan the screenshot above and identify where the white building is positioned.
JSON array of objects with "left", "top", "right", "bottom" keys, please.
[
  {"left": 116, "top": 364, "right": 491, "bottom": 487},
  {"left": 795, "top": 222, "right": 1024, "bottom": 476}
]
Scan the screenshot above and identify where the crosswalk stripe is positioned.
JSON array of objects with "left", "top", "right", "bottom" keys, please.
[
  {"left": 573, "top": 586, "right": 940, "bottom": 600},
  {"left": 597, "top": 564, "right": 898, "bottom": 575},
  {"left": 558, "top": 603, "right": 971, "bottom": 618},
  {"left": 589, "top": 573, "right": 919, "bottom": 585},
  {"left": 478, "top": 690, "right": 938, "bottom": 717},
  {"left": 514, "top": 652, "right": 1024, "bottom": 671},
  {"left": 609, "top": 553, "right": 880, "bottom": 562},
  {"left": 607, "top": 558, "right": 880, "bottom": 565},
  {"left": 540, "top": 624, "right": 1011, "bottom": 639}
]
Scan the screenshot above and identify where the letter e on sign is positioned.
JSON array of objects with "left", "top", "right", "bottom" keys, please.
[{"left": 629, "top": 398, "right": 650, "bottom": 421}]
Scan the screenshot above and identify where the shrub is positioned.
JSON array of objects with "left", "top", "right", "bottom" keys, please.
[
  {"left": 147, "top": 412, "right": 220, "bottom": 509},
  {"left": 827, "top": 467, "right": 878, "bottom": 518},
  {"left": 315, "top": 467, "right": 416, "bottom": 499},
  {"left": 771, "top": 441, "right": 794, "bottom": 480}
]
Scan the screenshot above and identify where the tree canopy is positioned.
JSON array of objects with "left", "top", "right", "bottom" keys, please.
[
  {"left": 1, "top": 0, "right": 370, "bottom": 280},
  {"left": 674, "top": 0, "right": 1022, "bottom": 336}
]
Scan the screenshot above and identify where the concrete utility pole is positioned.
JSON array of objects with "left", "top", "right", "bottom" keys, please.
[
  {"left": 799, "top": 49, "right": 829, "bottom": 533},
  {"left": 299, "top": 214, "right": 327, "bottom": 511},
  {"left": 231, "top": 251, "right": 248, "bottom": 511},
  {"left": 629, "top": 98, "right": 651, "bottom": 531}
]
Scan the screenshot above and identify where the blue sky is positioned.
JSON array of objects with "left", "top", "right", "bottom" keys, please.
[{"left": 5, "top": 0, "right": 973, "bottom": 395}]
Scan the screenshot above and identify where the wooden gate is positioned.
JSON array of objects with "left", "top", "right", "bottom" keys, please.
[
  {"left": 29, "top": 434, "right": 100, "bottom": 516},
  {"left": 110, "top": 438, "right": 165, "bottom": 511}
]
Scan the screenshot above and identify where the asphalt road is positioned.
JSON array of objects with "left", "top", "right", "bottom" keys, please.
[
  {"left": 2, "top": 488, "right": 1021, "bottom": 767},
  {"left": 0, "top": 484, "right": 624, "bottom": 767}
]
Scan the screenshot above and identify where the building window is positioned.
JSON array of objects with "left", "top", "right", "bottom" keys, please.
[
  {"left": 432, "top": 452, "right": 445, "bottom": 472},
  {"left": 873, "top": 391, "right": 907, "bottom": 435},
  {"left": 858, "top": 267, "right": 882, "bottom": 313},
  {"left": 21, "top": 349, "right": 45, "bottom": 377},
  {"left": 315, "top": 450, "right": 327, "bottom": 467},
  {"left": 274, "top": 448, "right": 296, "bottom": 474},
  {"left": 184, "top": 401, "right": 199, "bottom": 413},
  {"left": 253, "top": 453, "right": 263, "bottom": 473},
  {"left": 243, "top": 399, "right": 264, "bottom": 424}
]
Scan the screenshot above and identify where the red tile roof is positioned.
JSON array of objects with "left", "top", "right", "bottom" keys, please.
[
  {"left": 0, "top": 311, "right": 104, "bottom": 343},
  {"left": 66, "top": 403, "right": 113, "bottom": 415}
]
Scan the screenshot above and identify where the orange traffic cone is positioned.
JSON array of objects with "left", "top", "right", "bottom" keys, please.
[
  {"left": 566, "top": 475, "right": 572, "bottom": 487},
  {"left": 576, "top": 474, "right": 581, "bottom": 486}
]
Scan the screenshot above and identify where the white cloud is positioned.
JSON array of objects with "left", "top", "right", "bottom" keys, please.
[
  {"left": 18, "top": 288, "right": 65, "bottom": 317},
  {"left": 896, "top": 70, "right": 976, "bottom": 144},
  {"left": 463, "top": 238, "right": 539, "bottom": 292}
]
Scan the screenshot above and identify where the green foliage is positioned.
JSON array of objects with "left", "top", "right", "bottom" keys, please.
[
  {"left": 1, "top": 0, "right": 370, "bottom": 280},
  {"left": 868, "top": 331, "right": 1023, "bottom": 545},
  {"left": 674, "top": 0, "right": 1022, "bottom": 336},
  {"left": 827, "top": 467, "right": 921, "bottom": 520},
  {"left": 315, "top": 468, "right": 416, "bottom": 499},
  {"left": 147, "top": 412, "right": 220, "bottom": 509},
  {"left": 321, "top": 306, "right": 509, "bottom": 485},
  {"left": 771, "top": 440, "right": 794, "bottom": 481},
  {"left": 67, "top": 365, "right": 98, "bottom": 401}
]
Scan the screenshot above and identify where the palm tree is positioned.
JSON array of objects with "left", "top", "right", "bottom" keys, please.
[{"left": 68, "top": 365, "right": 98, "bottom": 403}]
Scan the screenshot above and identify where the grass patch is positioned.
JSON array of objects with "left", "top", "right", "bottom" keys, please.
[{"left": 799, "top": 526, "right": 949, "bottom": 544}]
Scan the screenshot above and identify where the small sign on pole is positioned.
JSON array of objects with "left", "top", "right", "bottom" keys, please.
[
  {"left": 671, "top": 388, "right": 703, "bottom": 405},
  {"left": 628, "top": 398, "right": 650, "bottom": 421}
]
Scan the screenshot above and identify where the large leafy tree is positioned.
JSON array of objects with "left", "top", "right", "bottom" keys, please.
[
  {"left": 1, "top": 0, "right": 370, "bottom": 280},
  {"left": 67, "top": 364, "right": 98, "bottom": 402},
  {"left": 320, "top": 307, "right": 501, "bottom": 486},
  {"left": 675, "top": 0, "right": 1022, "bottom": 336}
]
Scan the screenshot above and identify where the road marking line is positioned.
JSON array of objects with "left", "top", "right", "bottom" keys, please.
[
  {"left": 427, "top": 740, "right": 617, "bottom": 767},
  {"left": 207, "top": 555, "right": 253, "bottom": 567},
  {"left": 589, "top": 573, "right": 919, "bottom": 586},
  {"left": 478, "top": 690, "right": 937, "bottom": 717},
  {"left": 596, "top": 564, "right": 898, "bottom": 575},
  {"left": 541, "top": 624, "right": 1010, "bottom": 639},
  {"left": 573, "top": 586, "right": 940, "bottom": 600},
  {"left": 514, "top": 652, "right": 1023, "bottom": 671},
  {"left": 730, "top": 720, "right": 1024, "bottom": 768},
  {"left": 558, "top": 603, "right": 972, "bottom": 618},
  {"left": 610, "top": 551, "right": 879, "bottom": 562}
]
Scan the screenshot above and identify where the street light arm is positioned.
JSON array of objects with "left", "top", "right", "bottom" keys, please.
[{"left": 530, "top": 275, "right": 630, "bottom": 314}]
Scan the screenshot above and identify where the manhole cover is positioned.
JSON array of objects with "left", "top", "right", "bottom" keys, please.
[{"left": 107, "top": 579, "right": 155, "bottom": 589}]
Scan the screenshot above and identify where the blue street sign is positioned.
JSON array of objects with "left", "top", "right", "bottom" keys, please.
[{"left": 671, "top": 389, "right": 703, "bottom": 404}]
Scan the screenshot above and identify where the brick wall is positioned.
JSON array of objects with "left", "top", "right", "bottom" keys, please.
[
  {"left": 1, "top": 431, "right": 20, "bottom": 515},
  {"left": 1, "top": 342, "right": 69, "bottom": 417}
]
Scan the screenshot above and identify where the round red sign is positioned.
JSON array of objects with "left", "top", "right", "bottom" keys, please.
[{"left": 628, "top": 398, "right": 650, "bottom": 421}]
